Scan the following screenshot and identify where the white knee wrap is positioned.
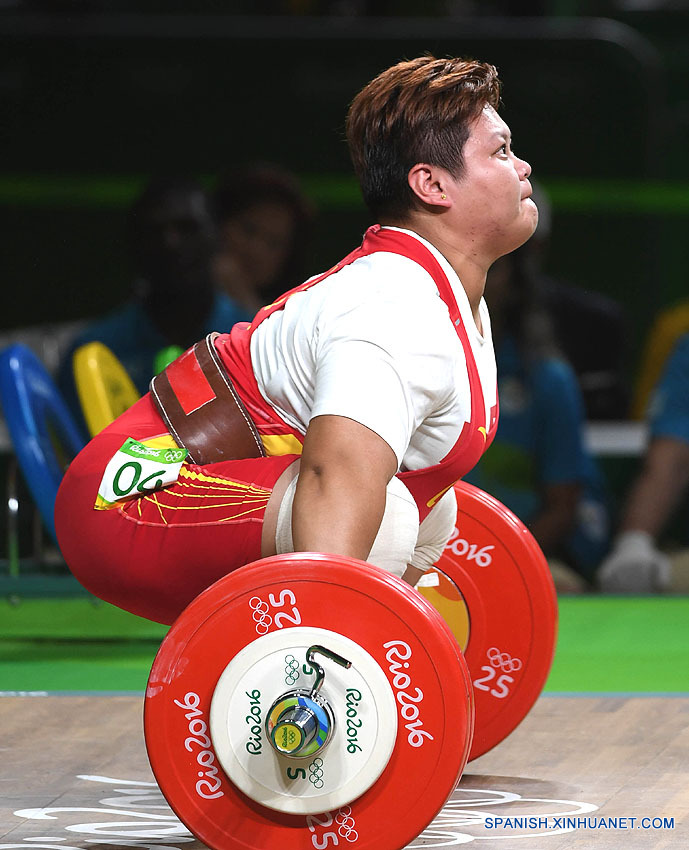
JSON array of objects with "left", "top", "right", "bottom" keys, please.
[
  {"left": 410, "top": 488, "right": 457, "bottom": 573},
  {"left": 275, "top": 475, "right": 420, "bottom": 578}
]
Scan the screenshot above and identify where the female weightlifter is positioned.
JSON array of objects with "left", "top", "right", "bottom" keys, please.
[{"left": 55, "top": 55, "right": 538, "bottom": 625}]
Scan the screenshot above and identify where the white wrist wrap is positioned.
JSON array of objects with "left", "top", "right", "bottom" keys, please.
[{"left": 275, "top": 474, "right": 420, "bottom": 579}]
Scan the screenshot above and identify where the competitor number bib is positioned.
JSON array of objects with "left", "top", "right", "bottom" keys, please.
[{"left": 95, "top": 438, "right": 188, "bottom": 510}]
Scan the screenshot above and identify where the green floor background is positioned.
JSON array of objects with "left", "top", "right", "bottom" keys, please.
[{"left": 1, "top": 596, "right": 688, "bottom": 693}]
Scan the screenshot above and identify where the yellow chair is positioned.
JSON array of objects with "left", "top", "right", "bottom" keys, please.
[
  {"left": 632, "top": 300, "right": 689, "bottom": 419},
  {"left": 73, "top": 342, "right": 140, "bottom": 437}
]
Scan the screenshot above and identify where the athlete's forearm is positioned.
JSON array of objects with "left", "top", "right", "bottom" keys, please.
[
  {"left": 291, "top": 414, "right": 397, "bottom": 561},
  {"left": 292, "top": 463, "right": 387, "bottom": 560}
]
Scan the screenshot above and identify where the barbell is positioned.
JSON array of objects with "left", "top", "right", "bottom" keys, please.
[{"left": 144, "top": 481, "right": 557, "bottom": 850}]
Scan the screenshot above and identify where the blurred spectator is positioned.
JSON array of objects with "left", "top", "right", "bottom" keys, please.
[
  {"left": 212, "top": 163, "right": 315, "bottom": 315},
  {"left": 58, "top": 176, "right": 250, "bottom": 407},
  {"left": 529, "top": 185, "right": 630, "bottom": 421},
  {"left": 631, "top": 297, "right": 689, "bottom": 420},
  {"left": 464, "top": 246, "right": 611, "bottom": 591},
  {"left": 599, "top": 332, "right": 689, "bottom": 593}
]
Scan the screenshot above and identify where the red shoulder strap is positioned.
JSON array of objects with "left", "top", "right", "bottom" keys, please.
[
  {"left": 250, "top": 224, "right": 464, "bottom": 329},
  {"left": 360, "top": 227, "right": 486, "bottom": 429},
  {"left": 360, "top": 226, "right": 465, "bottom": 329}
]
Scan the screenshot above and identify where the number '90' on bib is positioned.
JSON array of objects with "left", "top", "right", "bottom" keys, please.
[{"left": 95, "top": 437, "right": 187, "bottom": 509}]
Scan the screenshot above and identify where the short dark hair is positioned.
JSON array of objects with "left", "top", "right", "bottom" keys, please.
[{"left": 346, "top": 55, "right": 501, "bottom": 219}]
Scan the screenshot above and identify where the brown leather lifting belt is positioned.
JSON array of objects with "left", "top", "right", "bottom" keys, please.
[{"left": 149, "top": 332, "right": 265, "bottom": 465}]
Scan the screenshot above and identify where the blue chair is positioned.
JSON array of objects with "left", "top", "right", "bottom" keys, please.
[{"left": 0, "top": 343, "right": 85, "bottom": 541}]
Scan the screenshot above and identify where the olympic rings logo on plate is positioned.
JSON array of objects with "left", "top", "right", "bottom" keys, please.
[
  {"left": 249, "top": 596, "right": 273, "bottom": 635},
  {"left": 335, "top": 806, "right": 358, "bottom": 842},
  {"left": 487, "top": 646, "right": 523, "bottom": 673},
  {"left": 308, "top": 758, "right": 324, "bottom": 789},
  {"left": 284, "top": 654, "right": 300, "bottom": 685}
]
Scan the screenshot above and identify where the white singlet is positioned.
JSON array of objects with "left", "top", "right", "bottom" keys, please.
[{"left": 250, "top": 227, "right": 498, "bottom": 472}]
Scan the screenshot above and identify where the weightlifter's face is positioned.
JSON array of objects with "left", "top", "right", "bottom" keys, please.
[{"left": 450, "top": 104, "right": 538, "bottom": 258}]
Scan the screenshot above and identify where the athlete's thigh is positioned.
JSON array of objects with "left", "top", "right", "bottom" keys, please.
[{"left": 56, "top": 443, "right": 297, "bottom": 624}]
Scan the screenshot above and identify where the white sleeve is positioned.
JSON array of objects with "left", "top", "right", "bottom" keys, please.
[
  {"left": 309, "top": 254, "right": 456, "bottom": 466},
  {"left": 410, "top": 487, "right": 457, "bottom": 572}
]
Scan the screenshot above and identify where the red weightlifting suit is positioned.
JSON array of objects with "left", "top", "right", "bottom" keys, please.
[{"left": 55, "top": 226, "right": 498, "bottom": 624}]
